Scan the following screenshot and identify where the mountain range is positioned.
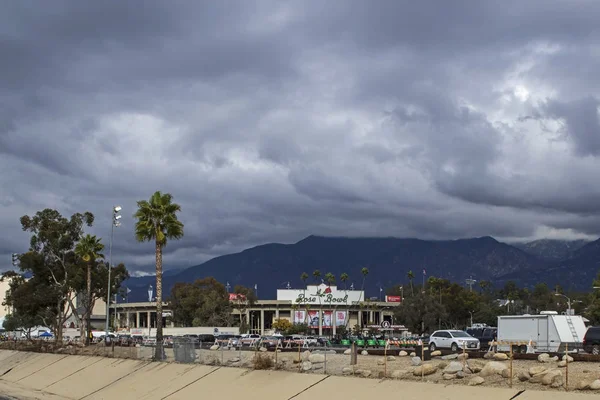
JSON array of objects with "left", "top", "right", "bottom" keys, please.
[{"left": 120, "top": 235, "right": 600, "bottom": 302}]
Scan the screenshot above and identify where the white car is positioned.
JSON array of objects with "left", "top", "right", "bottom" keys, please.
[{"left": 428, "top": 330, "right": 480, "bottom": 352}]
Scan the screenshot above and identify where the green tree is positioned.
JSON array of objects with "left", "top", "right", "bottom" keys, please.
[
  {"left": 168, "top": 278, "right": 232, "bottom": 327},
  {"left": 15, "top": 209, "right": 95, "bottom": 340},
  {"left": 134, "top": 191, "right": 184, "bottom": 360},
  {"left": 74, "top": 234, "right": 104, "bottom": 345},
  {"left": 394, "top": 292, "right": 446, "bottom": 334}
]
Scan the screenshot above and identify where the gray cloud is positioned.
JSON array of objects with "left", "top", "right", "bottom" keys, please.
[{"left": 2, "top": 1, "right": 600, "bottom": 274}]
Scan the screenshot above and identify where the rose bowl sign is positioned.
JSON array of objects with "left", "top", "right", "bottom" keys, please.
[{"left": 277, "top": 284, "right": 364, "bottom": 305}]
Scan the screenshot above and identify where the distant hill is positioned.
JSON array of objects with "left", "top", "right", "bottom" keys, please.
[
  {"left": 497, "top": 238, "right": 600, "bottom": 291},
  {"left": 122, "top": 235, "right": 545, "bottom": 301},
  {"left": 513, "top": 239, "right": 590, "bottom": 261}
]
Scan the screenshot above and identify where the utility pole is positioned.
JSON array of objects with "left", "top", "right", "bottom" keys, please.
[{"left": 466, "top": 276, "right": 477, "bottom": 292}]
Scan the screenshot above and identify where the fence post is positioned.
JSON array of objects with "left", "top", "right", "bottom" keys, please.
[
  {"left": 421, "top": 343, "right": 424, "bottom": 381},
  {"left": 509, "top": 344, "right": 513, "bottom": 388},
  {"left": 324, "top": 350, "right": 327, "bottom": 375},
  {"left": 221, "top": 345, "right": 224, "bottom": 365},
  {"left": 565, "top": 343, "right": 569, "bottom": 391},
  {"left": 298, "top": 342, "right": 301, "bottom": 372},
  {"left": 462, "top": 342, "right": 466, "bottom": 369},
  {"left": 384, "top": 342, "right": 387, "bottom": 378}
]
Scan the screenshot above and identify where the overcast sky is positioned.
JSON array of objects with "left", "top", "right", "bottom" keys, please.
[{"left": 2, "top": 1, "right": 600, "bottom": 275}]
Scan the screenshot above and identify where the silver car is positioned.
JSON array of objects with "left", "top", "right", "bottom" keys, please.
[{"left": 428, "top": 330, "right": 480, "bottom": 352}]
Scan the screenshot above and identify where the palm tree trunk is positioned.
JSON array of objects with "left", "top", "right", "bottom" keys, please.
[
  {"left": 85, "top": 264, "right": 92, "bottom": 346},
  {"left": 154, "top": 241, "right": 164, "bottom": 361}
]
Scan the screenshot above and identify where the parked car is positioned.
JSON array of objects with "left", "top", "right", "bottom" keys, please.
[
  {"left": 240, "top": 334, "right": 261, "bottom": 346},
  {"left": 428, "top": 330, "right": 480, "bottom": 352},
  {"left": 583, "top": 326, "right": 600, "bottom": 354},
  {"left": 466, "top": 327, "right": 497, "bottom": 350}
]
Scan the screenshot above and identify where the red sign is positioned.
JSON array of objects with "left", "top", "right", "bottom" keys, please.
[
  {"left": 229, "top": 293, "right": 246, "bottom": 301},
  {"left": 386, "top": 295, "right": 401, "bottom": 303}
]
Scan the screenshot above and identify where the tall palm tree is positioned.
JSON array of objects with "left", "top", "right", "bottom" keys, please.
[
  {"left": 74, "top": 234, "right": 104, "bottom": 346},
  {"left": 340, "top": 273, "right": 349, "bottom": 291},
  {"left": 340, "top": 272, "right": 349, "bottom": 327},
  {"left": 407, "top": 270, "right": 415, "bottom": 296},
  {"left": 300, "top": 272, "right": 309, "bottom": 324},
  {"left": 360, "top": 267, "right": 369, "bottom": 295},
  {"left": 324, "top": 272, "right": 335, "bottom": 287},
  {"left": 313, "top": 270, "right": 321, "bottom": 284},
  {"left": 134, "top": 191, "right": 184, "bottom": 360}
]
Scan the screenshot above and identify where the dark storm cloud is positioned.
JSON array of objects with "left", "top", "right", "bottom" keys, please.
[{"left": 2, "top": 0, "right": 600, "bottom": 274}]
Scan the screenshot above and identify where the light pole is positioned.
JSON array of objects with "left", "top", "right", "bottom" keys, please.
[
  {"left": 468, "top": 311, "right": 474, "bottom": 328},
  {"left": 105, "top": 206, "right": 122, "bottom": 340},
  {"left": 399, "top": 286, "right": 404, "bottom": 302},
  {"left": 554, "top": 293, "right": 571, "bottom": 314}
]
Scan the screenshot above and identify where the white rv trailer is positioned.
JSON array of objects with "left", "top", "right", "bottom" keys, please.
[{"left": 497, "top": 311, "right": 587, "bottom": 353}]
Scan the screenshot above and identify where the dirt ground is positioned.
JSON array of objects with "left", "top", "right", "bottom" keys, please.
[{"left": 5, "top": 342, "right": 600, "bottom": 392}]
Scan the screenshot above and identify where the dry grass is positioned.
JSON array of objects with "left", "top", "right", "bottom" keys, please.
[{"left": 253, "top": 353, "right": 275, "bottom": 370}]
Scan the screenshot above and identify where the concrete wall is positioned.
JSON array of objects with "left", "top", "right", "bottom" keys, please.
[{"left": 0, "top": 350, "right": 593, "bottom": 400}]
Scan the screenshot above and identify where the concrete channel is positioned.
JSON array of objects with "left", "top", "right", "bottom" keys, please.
[{"left": 0, "top": 350, "right": 596, "bottom": 399}]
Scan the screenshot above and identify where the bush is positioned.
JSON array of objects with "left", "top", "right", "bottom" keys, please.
[{"left": 252, "top": 353, "right": 274, "bottom": 370}]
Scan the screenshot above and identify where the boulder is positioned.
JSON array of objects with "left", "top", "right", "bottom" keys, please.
[
  {"left": 430, "top": 350, "right": 441, "bottom": 357},
  {"left": 462, "top": 366, "right": 472, "bottom": 375},
  {"left": 411, "top": 356, "right": 422, "bottom": 366},
  {"left": 344, "top": 348, "right": 352, "bottom": 355},
  {"left": 413, "top": 363, "right": 437, "bottom": 376},
  {"left": 259, "top": 347, "right": 268, "bottom": 352},
  {"left": 467, "top": 360, "right": 484, "bottom": 373},
  {"left": 342, "top": 367, "right": 353, "bottom": 375},
  {"left": 480, "top": 361, "right": 508, "bottom": 377},
  {"left": 377, "top": 359, "right": 385, "bottom": 366},
  {"left": 468, "top": 376, "right": 485, "bottom": 386},
  {"left": 302, "top": 361, "right": 312, "bottom": 371},
  {"left": 399, "top": 350, "right": 408, "bottom": 357},
  {"left": 541, "top": 370, "right": 562, "bottom": 386},
  {"left": 209, "top": 345, "right": 220, "bottom": 351},
  {"left": 442, "top": 353, "right": 458, "bottom": 360},
  {"left": 443, "top": 373, "right": 455, "bottom": 380},
  {"left": 590, "top": 380, "right": 600, "bottom": 390},
  {"left": 457, "top": 353, "right": 469, "bottom": 361},
  {"left": 308, "top": 354, "right": 325, "bottom": 363},
  {"left": 308, "top": 354, "right": 325, "bottom": 364},
  {"left": 360, "top": 369, "right": 372, "bottom": 378},
  {"left": 493, "top": 353, "right": 508, "bottom": 361},
  {"left": 577, "top": 380, "right": 593, "bottom": 390},
  {"left": 456, "top": 370, "right": 466, "bottom": 379},
  {"left": 391, "top": 369, "right": 409, "bottom": 378},
  {"left": 551, "top": 378, "right": 563, "bottom": 388},
  {"left": 228, "top": 357, "right": 241, "bottom": 363},
  {"left": 558, "top": 360, "right": 567, "bottom": 368},
  {"left": 302, "top": 350, "right": 311, "bottom": 361},
  {"left": 538, "top": 353, "right": 551, "bottom": 363},
  {"left": 552, "top": 356, "right": 559, "bottom": 361},
  {"left": 501, "top": 369, "right": 511, "bottom": 378},
  {"left": 443, "top": 361, "right": 464, "bottom": 375},
  {"left": 518, "top": 371, "right": 531, "bottom": 382},
  {"left": 387, "top": 355, "right": 396, "bottom": 361},
  {"left": 410, "top": 352, "right": 416, "bottom": 357},
  {"left": 483, "top": 351, "right": 494, "bottom": 359},
  {"left": 529, "top": 366, "right": 547, "bottom": 376},
  {"left": 562, "top": 355, "right": 574, "bottom": 362},
  {"left": 436, "top": 361, "right": 448, "bottom": 370},
  {"left": 361, "top": 350, "right": 369, "bottom": 356}
]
